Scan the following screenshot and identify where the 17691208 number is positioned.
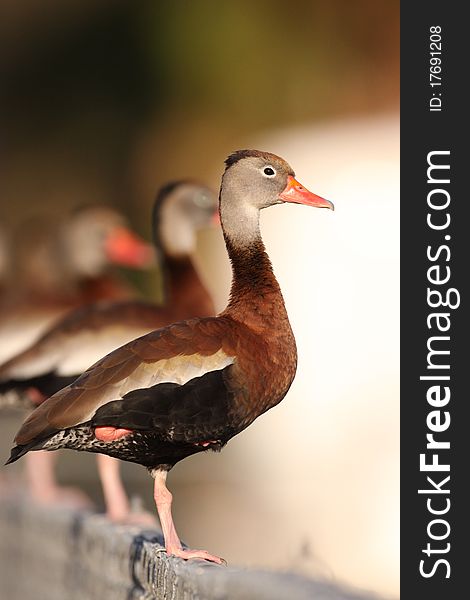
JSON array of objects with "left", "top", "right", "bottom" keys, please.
[{"left": 429, "top": 26, "right": 442, "bottom": 112}]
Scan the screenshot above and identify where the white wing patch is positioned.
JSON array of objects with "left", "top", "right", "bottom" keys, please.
[
  {"left": 118, "top": 348, "right": 234, "bottom": 396},
  {"left": 57, "top": 327, "right": 154, "bottom": 376},
  {"left": 77, "top": 348, "right": 235, "bottom": 424},
  {"left": 2, "top": 325, "right": 155, "bottom": 380},
  {"left": 0, "top": 311, "right": 63, "bottom": 366}
]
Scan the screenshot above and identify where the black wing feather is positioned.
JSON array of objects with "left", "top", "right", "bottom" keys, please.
[
  {"left": 90, "top": 366, "right": 236, "bottom": 443},
  {"left": 0, "top": 373, "right": 77, "bottom": 399}
]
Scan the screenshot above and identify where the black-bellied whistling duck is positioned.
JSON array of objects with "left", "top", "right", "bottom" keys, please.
[
  {"left": 0, "top": 206, "right": 153, "bottom": 365},
  {"left": 0, "top": 182, "right": 216, "bottom": 515},
  {"left": 7, "top": 150, "right": 333, "bottom": 563}
]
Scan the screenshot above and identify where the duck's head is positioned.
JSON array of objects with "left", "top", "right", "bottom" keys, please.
[
  {"left": 219, "top": 150, "right": 333, "bottom": 248},
  {"left": 153, "top": 181, "right": 218, "bottom": 259},
  {"left": 221, "top": 149, "right": 333, "bottom": 212},
  {"left": 61, "top": 205, "right": 154, "bottom": 277}
]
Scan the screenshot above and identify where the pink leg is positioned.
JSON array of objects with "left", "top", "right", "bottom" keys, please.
[
  {"left": 25, "top": 450, "right": 91, "bottom": 508},
  {"left": 96, "top": 454, "right": 131, "bottom": 521},
  {"left": 153, "top": 470, "right": 225, "bottom": 564},
  {"left": 94, "top": 428, "right": 156, "bottom": 525},
  {"left": 26, "top": 387, "right": 47, "bottom": 407},
  {"left": 23, "top": 387, "right": 90, "bottom": 506}
]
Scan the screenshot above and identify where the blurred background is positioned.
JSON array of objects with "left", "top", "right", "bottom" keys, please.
[{"left": 0, "top": 0, "right": 399, "bottom": 598}]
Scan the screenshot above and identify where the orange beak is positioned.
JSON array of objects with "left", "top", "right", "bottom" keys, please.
[
  {"left": 211, "top": 209, "right": 221, "bottom": 225},
  {"left": 279, "top": 176, "right": 334, "bottom": 210},
  {"left": 105, "top": 226, "right": 154, "bottom": 268}
]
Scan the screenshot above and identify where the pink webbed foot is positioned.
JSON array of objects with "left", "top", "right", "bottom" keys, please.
[
  {"left": 163, "top": 547, "right": 226, "bottom": 565},
  {"left": 153, "top": 471, "right": 226, "bottom": 565},
  {"left": 26, "top": 387, "right": 47, "bottom": 407}
]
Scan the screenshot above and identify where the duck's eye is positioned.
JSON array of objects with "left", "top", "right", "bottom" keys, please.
[
  {"left": 263, "top": 166, "right": 276, "bottom": 177},
  {"left": 193, "top": 193, "right": 213, "bottom": 209}
]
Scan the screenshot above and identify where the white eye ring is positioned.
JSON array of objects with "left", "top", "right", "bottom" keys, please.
[{"left": 262, "top": 165, "right": 276, "bottom": 178}]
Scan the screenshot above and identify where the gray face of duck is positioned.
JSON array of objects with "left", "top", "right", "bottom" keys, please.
[
  {"left": 60, "top": 206, "right": 153, "bottom": 278},
  {"left": 157, "top": 182, "right": 217, "bottom": 259},
  {"left": 219, "top": 150, "right": 334, "bottom": 248}
]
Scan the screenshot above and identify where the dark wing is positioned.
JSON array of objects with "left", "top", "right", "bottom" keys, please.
[
  {"left": 0, "top": 373, "right": 76, "bottom": 401},
  {"left": 0, "top": 300, "right": 164, "bottom": 388},
  {"left": 91, "top": 366, "right": 236, "bottom": 443},
  {"left": 14, "top": 316, "right": 239, "bottom": 446}
]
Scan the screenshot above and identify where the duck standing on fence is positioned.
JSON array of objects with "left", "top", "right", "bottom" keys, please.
[
  {"left": 0, "top": 182, "right": 216, "bottom": 517},
  {"left": 7, "top": 150, "right": 333, "bottom": 563}
]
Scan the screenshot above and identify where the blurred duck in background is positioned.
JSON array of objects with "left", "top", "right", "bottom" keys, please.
[
  {"left": 0, "top": 181, "right": 216, "bottom": 519},
  {"left": 0, "top": 206, "right": 154, "bottom": 366}
]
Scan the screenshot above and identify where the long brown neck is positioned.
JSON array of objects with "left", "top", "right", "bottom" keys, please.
[
  {"left": 222, "top": 236, "right": 290, "bottom": 332},
  {"left": 163, "top": 255, "right": 214, "bottom": 318},
  {"left": 222, "top": 228, "right": 297, "bottom": 430}
]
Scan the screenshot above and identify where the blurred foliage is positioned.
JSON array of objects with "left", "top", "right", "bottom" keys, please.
[
  {"left": 0, "top": 0, "right": 398, "bottom": 228},
  {"left": 143, "top": 0, "right": 398, "bottom": 124}
]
